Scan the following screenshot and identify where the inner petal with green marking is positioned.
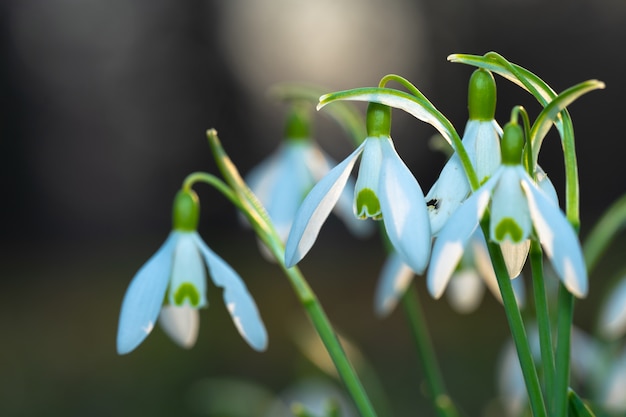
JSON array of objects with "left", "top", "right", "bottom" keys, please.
[
  {"left": 494, "top": 217, "right": 524, "bottom": 243},
  {"left": 172, "top": 282, "right": 201, "bottom": 307},
  {"left": 356, "top": 188, "right": 382, "bottom": 220}
]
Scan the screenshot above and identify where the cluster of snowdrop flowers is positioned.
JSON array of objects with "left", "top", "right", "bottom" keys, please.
[{"left": 116, "top": 188, "right": 267, "bottom": 354}]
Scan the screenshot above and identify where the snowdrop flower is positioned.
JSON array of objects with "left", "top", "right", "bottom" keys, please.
[
  {"left": 375, "top": 230, "right": 525, "bottom": 316},
  {"left": 245, "top": 105, "right": 372, "bottom": 243},
  {"left": 116, "top": 189, "right": 267, "bottom": 354},
  {"left": 426, "top": 69, "right": 502, "bottom": 235},
  {"left": 285, "top": 102, "right": 431, "bottom": 274},
  {"left": 427, "top": 121, "right": 588, "bottom": 300}
]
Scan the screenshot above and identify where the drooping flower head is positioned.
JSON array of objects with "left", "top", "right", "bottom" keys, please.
[
  {"left": 426, "top": 69, "right": 502, "bottom": 235},
  {"left": 285, "top": 102, "right": 432, "bottom": 274},
  {"left": 116, "top": 189, "right": 267, "bottom": 354},
  {"left": 245, "top": 103, "right": 372, "bottom": 244},
  {"left": 427, "top": 121, "right": 588, "bottom": 299}
]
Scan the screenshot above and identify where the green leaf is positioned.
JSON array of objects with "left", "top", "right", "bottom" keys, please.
[{"left": 568, "top": 388, "right": 597, "bottom": 417}]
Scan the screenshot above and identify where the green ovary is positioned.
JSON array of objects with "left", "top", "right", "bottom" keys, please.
[
  {"left": 495, "top": 218, "right": 524, "bottom": 242},
  {"left": 173, "top": 282, "right": 201, "bottom": 307},
  {"left": 356, "top": 188, "right": 381, "bottom": 219}
]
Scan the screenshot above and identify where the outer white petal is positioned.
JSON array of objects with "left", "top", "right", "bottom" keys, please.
[
  {"left": 534, "top": 165, "right": 559, "bottom": 206},
  {"left": 425, "top": 152, "right": 470, "bottom": 235},
  {"left": 521, "top": 176, "right": 588, "bottom": 298},
  {"left": 499, "top": 240, "right": 530, "bottom": 279},
  {"left": 378, "top": 137, "right": 431, "bottom": 274},
  {"left": 169, "top": 232, "right": 208, "bottom": 307},
  {"left": 285, "top": 142, "right": 365, "bottom": 267},
  {"left": 193, "top": 233, "right": 268, "bottom": 351},
  {"left": 427, "top": 176, "right": 496, "bottom": 299},
  {"left": 116, "top": 232, "right": 178, "bottom": 355},
  {"left": 159, "top": 305, "right": 200, "bottom": 349},
  {"left": 600, "top": 348, "right": 626, "bottom": 413},
  {"left": 597, "top": 275, "right": 626, "bottom": 339},
  {"left": 446, "top": 269, "right": 485, "bottom": 314},
  {"left": 374, "top": 252, "right": 415, "bottom": 317},
  {"left": 490, "top": 166, "right": 532, "bottom": 244}
]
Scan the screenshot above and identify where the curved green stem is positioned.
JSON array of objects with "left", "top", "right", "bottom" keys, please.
[
  {"left": 401, "top": 285, "right": 459, "bottom": 417},
  {"left": 554, "top": 286, "right": 574, "bottom": 417},
  {"left": 530, "top": 240, "right": 555, "bottom": 412},
  {"left": 205, "top": 129, "right": 378, "bottom": 417}
]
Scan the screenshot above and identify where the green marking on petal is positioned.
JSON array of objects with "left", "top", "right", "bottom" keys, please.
[
  {"left": 356, "top": 188, "right": 382, "bottom": 219},
  {"left": 495, "top": 218, "right": 524, "bottom": 242},
  {"left": 173, "top": 282, "right": 201, "bottom": 307}
]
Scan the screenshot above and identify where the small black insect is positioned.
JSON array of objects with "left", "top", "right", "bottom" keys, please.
[{"left": 426, "top": 198, "right": 441, "bottom": 210}]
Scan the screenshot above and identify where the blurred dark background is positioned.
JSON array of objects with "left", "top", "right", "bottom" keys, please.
[{"left": 1, "top": 0, "right": 625, "bottom": 416}]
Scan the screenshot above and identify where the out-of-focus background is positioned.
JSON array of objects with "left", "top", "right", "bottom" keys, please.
[{"left": 1, "top": 1, "right": 625, "bottom": 416}]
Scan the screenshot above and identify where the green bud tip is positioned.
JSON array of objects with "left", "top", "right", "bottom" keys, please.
[
  {"left": 172, "top": 189, "right": 200, "bottom": 231},
  {"left": 501, "top": 122, "right": 524, "bottom": 165},
  {"left": 284, "top": 103, "right": 311, "bottom": 141},
  {"left": 366, "top": 102, "right": 392, "bottom": 137},
  {"left": 468, "top": 69, "right": 497, "bottom": 121}
]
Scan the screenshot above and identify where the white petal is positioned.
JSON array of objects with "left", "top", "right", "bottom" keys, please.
[
  {"left": 374, "top": 252, "right": 415, "bottom": 317},
  {"left": 499, "top": 240, "right": 530, "bottom": 279},
  {"left": 159, "top": 305, "right": 200, "bottom": 349},
  {"left": 284, "top": 143, "right": 365, "bottom": 267},
  {"left": 598, "top": 275, "right": 626, "bottom": 339},
  {"left": 378, "top": 137, "right": 431, "bottom": 273},
  {"left": 446, "top": 269, "right": 485, "bottom": 314},
  {"left": 600, "top": 348, "right": 626, "bottom": 412},
  {"left": 427, "top": 178, "right": 496, "bottom": 299},
  {"left": 193, "top": 233, "right": 268, "bottom": 351},
  {"left": 425, "top": 152, "right": 470, "bottom": 235},
  {"left": 534, "top": 165, "right": 559, "bottom": 206},
  {"left": 521, "top": 177, "right": 588, "bottom": 297},
  {"left": 169, "top": 232, "right": 208, "bottom": 307},
  {"left": 490, "top": 166, "right": 532, "bottom": 244},
  {"left": 116, "top": 232, "right": 178, "bottom": 355}
]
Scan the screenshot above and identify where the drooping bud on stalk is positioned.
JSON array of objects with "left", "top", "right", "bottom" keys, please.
[
  {"left": 366, "top": 102, "right": 392, "bottom": 137},
  {"left": 501, "top": 122, "right": 524, "bottom": 165},
  {"left": 468, "top": 69, "right": 497, "bottom": 121},
  {"left": 172, "top": 189, "right": 200, "bottom": 231}
]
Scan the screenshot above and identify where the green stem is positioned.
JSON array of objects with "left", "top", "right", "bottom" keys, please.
[
  {"left": 401, "top": 285, "right": 459, "bottom": 417},
  {"left": 529, "top": 240, "right": 555, "bottom": 412},
  {"left": 582, "top": 193, "right": 626, "bottom": 274},
  {"left": 554, "top": 286, "right": 574, "bottom": 417},
  {"left": 485, "top": 229, "right": 547, "bottom": 417},
  {"left": 205, "top": 129, "right": 378, "bottom": 417}
]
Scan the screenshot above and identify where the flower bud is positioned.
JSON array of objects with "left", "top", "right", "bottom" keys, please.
[
  {"left": 172, "top": 189, "right": 200, "bottom": 231},
  {"left": 468, "top": 69, "right": 497, "bottom": 121},
  {"left": 501, "top": 122, "right": 524, "bottom": 165},
  {"left": 366, "top": 102, "right": 392, "bottom": 137}
]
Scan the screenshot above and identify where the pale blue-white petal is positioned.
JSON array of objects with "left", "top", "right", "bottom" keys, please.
[
  {"left": 159, "top": 305, "right": 200, "bottom": 349},
  {"left": 374, "top": 252, "right": 415, "bottom": 317},
  {"left": 521, "top": 177, "right": 588, "bottom": 297},
  {"left": 378, "top": 137, "right": 431, "bottom": 274},
  {"left": 284, "top": 142, "right": 366, "bottom": 267},
  {"left": 599, "top": 347, "right": 626, "bottom": 413},
  {"left": 597, "top": 275, "right": 626, "bottom": 339},
  {"left": 534, "top": 165, "right": 559, "bottom": 206},
  {"left": 490, "top": 166, "right": 532, "bottom": 244},
  {"left": 116, "top": 232, "right": 178, "bottom": 355},
  {"left": 469, "top": 120, "right": 502, "bottom": 183},
  {"left": 427, "top": 176, "right": 497, "bottom": 299},
  {"left": 169, "top": 232, "right": 208, "bottom": 307},
  {"left": 446, "top": 269, "right": 485, "bottom": 314},
  {"left": 193, "top": 233, "right": 268, "bottom": 351},
  {"left": 425, "top": 152, "right": 470, "bottom": 235}
]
